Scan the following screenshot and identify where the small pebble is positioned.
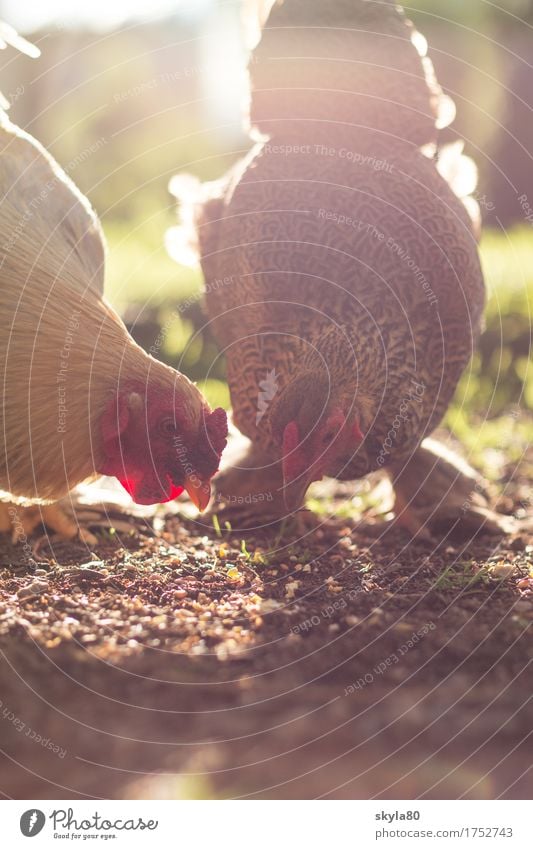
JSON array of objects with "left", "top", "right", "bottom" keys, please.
[
  {"left": 285, "top": 580, "right": 300, "bottom": 599},
  {"left": 345, "top": 615, "right": 360, "bottom": 626},
  {"left": 17, "top": 580, "right": 49, "bottom": 599},
  {"left": 490, "top": 564, "right": 515, "bottom": 580}
]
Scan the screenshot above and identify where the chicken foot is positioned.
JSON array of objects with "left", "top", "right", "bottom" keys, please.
[
  {"left": 389, "top": 437, "right": 516, "bottom": 541},
  {"left": 0, "top": 500, "right": 97, "bottom": 546}
]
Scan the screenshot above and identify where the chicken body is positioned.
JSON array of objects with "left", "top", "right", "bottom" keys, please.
[
  {"left": 0, "top": 113, "right": 226, "bottom": 539},
  {"left": 170, "top": 0, "right": 502, "bottom": 535},
  {"left": 197, "top": 139, "right": 482, "bottom": 463}
]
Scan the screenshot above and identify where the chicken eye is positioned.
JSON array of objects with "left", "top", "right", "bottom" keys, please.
[
  {"left": 159, "top": 418, "right": 177, "bottom": 437},
  {"left": 322, "top": 430, "right": 336, "bottom": 444}
]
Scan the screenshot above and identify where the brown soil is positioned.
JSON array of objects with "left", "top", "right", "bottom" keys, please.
[{"left": 1, "top": 463, "right": 532, "bottom": 800}]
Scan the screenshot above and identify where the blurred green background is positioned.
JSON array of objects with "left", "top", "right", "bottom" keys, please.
[{"left": 1, "top": 0, "right": 532, "bottom": 448}]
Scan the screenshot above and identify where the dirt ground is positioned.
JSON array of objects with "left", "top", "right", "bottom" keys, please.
[{"left": 1, "top": 446, "right": 532, "bottom": 800}]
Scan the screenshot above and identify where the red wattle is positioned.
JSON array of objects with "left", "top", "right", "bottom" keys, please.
[
  {"left": 117, "top": 477, "right": 184, "bottom": 504},
  {"left": 118, "top": 477, "right": 137, "bottom": 497},
  {"left": 282, "top": 420, "right": 300, "bottom": 455},
  {"left": 166, "top": 483, "right": 185, "bottom": 501},
  {"left": 282, "top": 421, "right": 308, "bottom": 482},
  {"left": 352, "top": 420, "right": 364, "bottom": 443}
]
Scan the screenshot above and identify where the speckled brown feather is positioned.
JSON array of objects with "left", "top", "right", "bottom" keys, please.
[{"left": 171, "top": 0, "right": 484, "bottom": 487}]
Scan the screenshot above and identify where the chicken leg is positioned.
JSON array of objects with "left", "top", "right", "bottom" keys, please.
[
  {"left": 0, "top": 500, "right": 97, "bottom": 546},
  {"left": 389, "top": 438, "right": 515, "bottom": 540}
]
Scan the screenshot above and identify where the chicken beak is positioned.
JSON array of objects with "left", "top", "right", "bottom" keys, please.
[{"left": 184, "top": 475, "right": 211, "bottom": 512}]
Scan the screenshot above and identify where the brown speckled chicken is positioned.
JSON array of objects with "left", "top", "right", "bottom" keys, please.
[
  {"left": 0, "top": 32, "right": 227, "bottom": 544},
  {"left": 168, "top": 0, "right": 508, "bottom": 536}
]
